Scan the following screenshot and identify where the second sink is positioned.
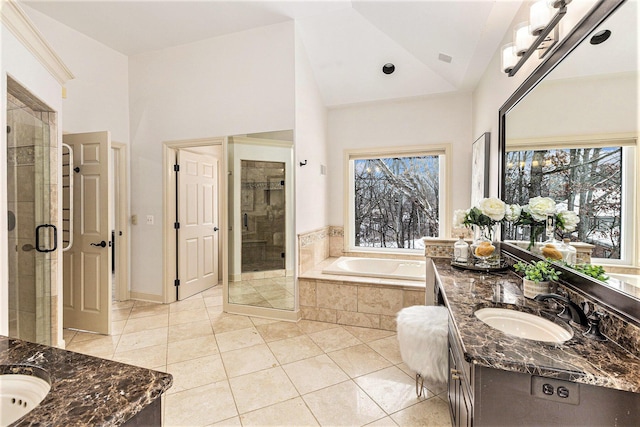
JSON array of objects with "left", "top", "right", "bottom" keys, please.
[{"left": 474, "top": 307, "right": 573, "bottom": 343}]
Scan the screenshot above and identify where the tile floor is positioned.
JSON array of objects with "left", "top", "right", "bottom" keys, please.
[
  {"left": 63, "top": 286, "right": 451, "bottom": 427},
  {"left": 228, "top": 276, "right": 295, "bottom": 310}
]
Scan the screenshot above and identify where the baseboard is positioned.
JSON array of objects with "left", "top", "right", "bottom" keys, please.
[{"left": 129, "top": 291, "right": 164, "bottom": 303}]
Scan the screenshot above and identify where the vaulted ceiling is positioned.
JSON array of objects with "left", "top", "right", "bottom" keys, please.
[{"left": 21, "top": 0, "right": 523, "bottom": 107}]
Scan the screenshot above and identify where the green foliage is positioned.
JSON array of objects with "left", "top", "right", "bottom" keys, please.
[
  {"left": 463, "top": 207, "right": 495, "bottom": 228},
  {"left": 513, "top": 260, "right": 561, "bottom": 284},
  {"left": 571, "top": 263, "right": 609, "bottom": 282}
]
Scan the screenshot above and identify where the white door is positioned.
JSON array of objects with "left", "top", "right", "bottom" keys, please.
[
  {"left": 63, "top": 131, "right": 112, "bottom": 334},
  {"left": 178, "top": 150, "right": 219, "bottom": 300}
]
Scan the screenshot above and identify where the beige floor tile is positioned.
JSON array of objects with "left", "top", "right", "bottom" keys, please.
[
  {"left": 328, "top": 344, "right": 393, "bottom": 378},
  {"left": 390, "top": 396, "right": 452, "bottom": 427},
  {"left": 250, "top": 316, "right": 280, "bottom": 326},
  {"left": 112, "top": 300, "right": 135, "bottom": 309},
  {"left": 112, "top": 307, "right": 132, "bottom": 321},
  {"left": 297, "top": 320, "right": 341, "bottom": 334},
  {"left": 168, "top": 319, "right": 214, "bottom": 343},
  {"left": 239, "top": 397, "right": 319, "bottom": 426},
  {"left": 66, "top": 335, "right": 119, "bottom": 358},
  {"left": 169, "top": 297, "right": 206, "bottom": 312},
  {"left": 267, "top": 335, "right": 324, "bottom": 365},
  {"left": 62, "top": 329, "right": 76, "bottom": 343},
  {"left": 343, "top": 326, "right": 396, "bottom": 343},
  {"left": 116, "top": 327, "right": 168, "bottom": 353},
  {"left": 111, "top": 319, "right": 127, "bottom": 335},
  {"left": 229, "top": 366, "right": 299, "bottom": 414},
  {"left": 396, "top": 363, "right": 447, "bottom": 396},
  {"left": 202, "top": 286, "right": 223, "bottom": 297},
  {"left": 129, "top": 303, "right": 169, "bottom": 319},
  {"left": 209, "top": 416, "right": 242, "bottom": 426},
  {"left": 355, "top": 366, "right": 426, "bottom": 414},
  {"left": 122, "top": 313, "right": 169, "bottom": 335},
  {"left": 68, "top": 330, "right": 111, "bottom": 343},
  {"left": 164, "top": 380, "right": 237, "bottom": 426},
  {"left": 169, "top": 308, "right": 210, "bottom": 326},
  {"left": 367, "top": 336, "right": 403, "bottom": 364},
  {"left": 255, "top": 321, "right": 303, "bottom": 342},
  {"left": 204, "top": 296, "right": 223, "bottom": 308},
  {"left": 303, "top": 380, "right": 386, "bottom": 426},
  {"left": 113, "top": 343, "right": 167, "bottom": 369},
  {"left": 211, "top": 313, "right": 254, "bottom": 333},
  {"left": 282, "top": 354, "right": 349, "bottom": 395},
  {"left": 215, "top": 327, "right": 264, "bottom": 353},
  {"left": 308, "top": 326, "right": 361, "bottom": 352},
  {"left": 206, "top": 305, "right": 225, "bottom": 318},
  {"left": 167, "top": 335, "right": 219, "bottom": 364},
  {"left": 366, "top": 416, "right": 399, "bottom": 426},
  {"left": 221, "top": 343, "right": 278, "bottom": 378},
  {"left": 166, "top": 354, "right": 227, "bottom": 394}
]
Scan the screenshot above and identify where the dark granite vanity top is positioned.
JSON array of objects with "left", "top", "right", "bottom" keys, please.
[
  {"left": 432, "top": 258, "right": 640, "bottom": 394},
  {"left": 0, "top": 335, "right": 172, "bottom": 426}
]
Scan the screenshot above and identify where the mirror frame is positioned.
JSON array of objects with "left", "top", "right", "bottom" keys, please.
[{"left": 498, "top": 0, "right": 639, "bottom": 326}]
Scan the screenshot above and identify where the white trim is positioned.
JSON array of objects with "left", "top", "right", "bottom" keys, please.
[
  {"left": 343, "top": 144, "right": 452, "bottom": 253},
  {"left": 129, "top": 291, "right": 164, "bottom": 304},
  {"left": 162, "top": 137, "right": 227, "bottom": 304},
  {"left": 506, "top": 132, "right": 638, "bottom": 151},
  {"left": 112, "top": 143, "right": 130, "bottom": 302},
  {"left": 1, "top": 0, "right": 74, "bottom": 85},
  {"left": 225, "top": 303, "right": 300, "bottom": 322}
]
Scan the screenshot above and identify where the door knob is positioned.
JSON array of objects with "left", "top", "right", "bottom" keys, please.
[
  {"left": 213, "top": 227, "right": 219, "bottom": 232},
  {"left": 90, "top": 240, "right": 107, "bottom": 248}
]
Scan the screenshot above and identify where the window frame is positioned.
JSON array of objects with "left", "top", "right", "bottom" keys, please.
[
  {"left": 505, "top": 134, "right": 637, "bottom": 266},
  {"left": 343, "top": 144, "right": 452, "bottom": 255}
]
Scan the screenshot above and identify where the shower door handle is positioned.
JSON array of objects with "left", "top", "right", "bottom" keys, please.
[{"left": 35, "top": 224, "right": 58, "bottom": 253}]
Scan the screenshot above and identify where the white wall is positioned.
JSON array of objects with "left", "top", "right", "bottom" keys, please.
[
  {"left": 128, "top": 22, "right": 295, "bottom": 298},
  {"left": 22, "top": 6, "right": 130, "bottom": 143},
  {"left": 294, "top": 27, "right": 328, "bottom": 234},
  {"left": 0, "top": 22, "right": 64, "bottom": 337},
  {"left": 327, "top": 93, "right": 472, "bottom": 229}
]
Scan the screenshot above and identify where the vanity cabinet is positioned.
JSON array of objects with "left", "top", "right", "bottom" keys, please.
[{"left": 448, "top": 320, "right": 472, "bottom": 427}]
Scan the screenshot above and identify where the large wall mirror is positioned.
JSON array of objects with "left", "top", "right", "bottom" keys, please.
[
  {"left": 226, "top": 130, "right": 295, "bottom": 315},
  {"left": 499, "top": 0, "right": 639, "bottom": 323}
]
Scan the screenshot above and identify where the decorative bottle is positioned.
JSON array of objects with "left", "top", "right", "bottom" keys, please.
[{"left": 453, "top": 235, "right": 469, "bottom": 263}]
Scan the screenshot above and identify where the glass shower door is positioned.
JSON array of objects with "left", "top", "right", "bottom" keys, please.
[
  {"left": 6, "top": 91, "right": 54, "bottom": 345},
  {"left": 240, "top": 160, "right": 286, "bottom": 273}
]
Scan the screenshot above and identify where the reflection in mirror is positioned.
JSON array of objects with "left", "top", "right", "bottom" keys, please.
[
  {"left": 227, "top": 130, "right": 294, "bottom": 311},
  {"left": 501, "top": 1, "right": 639, "bottom": 303}
]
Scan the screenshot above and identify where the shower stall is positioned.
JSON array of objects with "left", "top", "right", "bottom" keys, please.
[{"left": 6, "top": 79, "right": 57, "bottom": 345}]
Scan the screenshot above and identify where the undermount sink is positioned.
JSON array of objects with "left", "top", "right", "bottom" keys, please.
[
  {"left": 474, "top": 308, "right": 573, "bottom": 344},
  {"left": 0, "top": 373, "right": 51, "bottom": 426}
]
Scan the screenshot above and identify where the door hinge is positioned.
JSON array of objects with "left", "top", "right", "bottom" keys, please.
[
  {"left": 174, "top": 279, "right": 180, "bottom": 287},
  {"left": 174, "top": 164, "right": 180, "bottom": 172},
  {"left": 174, "top": 222, "right": 180, "bottom": 229},
  {"left": 281, "top": 252, "right": 285, "bottom": 258}
]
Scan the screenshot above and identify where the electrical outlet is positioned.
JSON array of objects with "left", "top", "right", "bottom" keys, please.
[
  {"left": 531, "top": 376, "right": 579, "bottom": 405},
  {"left": 146, "top": 215, "right": 154, "bottom": 225}
]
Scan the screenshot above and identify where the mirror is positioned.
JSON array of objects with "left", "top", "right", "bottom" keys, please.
[
  {"left": 499, "top": 0, "right": 639, "bottom": 322},
  {"left": 227, "top": 130, "right": 295, "bottom": 312}
]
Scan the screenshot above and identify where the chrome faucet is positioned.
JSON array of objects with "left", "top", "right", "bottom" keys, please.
[{"left": 534, "top": 293, "right": 589, "bottom": 327}]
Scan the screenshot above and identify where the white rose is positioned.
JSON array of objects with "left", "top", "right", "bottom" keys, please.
[
  {"left": 558, "top": 210, "right": 579, "bottom": 231},
  {"left": 453, "top": 209, "right": 468, "bottom": 228},
  {"left": 478, "top": 197, "right": 506, "bottom": 221},
  {"left": 504, "top": 204, "right": 522, "bottom": 222},
  {"left": 527, "top": 196, "right": 556, "bottom": 221}
]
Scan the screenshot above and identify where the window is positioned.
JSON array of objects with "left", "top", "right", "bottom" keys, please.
[
  {"left": 503, "top": 142, "right": 635, "bottom": 264},
  {"left": 346, "top": 146, "right": 449, "bottom": 252}
]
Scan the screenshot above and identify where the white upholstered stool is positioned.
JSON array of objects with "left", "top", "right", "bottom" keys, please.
[{"left": 396, "top": 305, "right": 449, "bottom": 397}]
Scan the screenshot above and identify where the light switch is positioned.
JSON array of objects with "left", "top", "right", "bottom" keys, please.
[
  {"left": 131, "top": 214, "right": 138, "bottom": 225},
  {"left": 146, "top": 215, "right": 154, "bottom": 225}
]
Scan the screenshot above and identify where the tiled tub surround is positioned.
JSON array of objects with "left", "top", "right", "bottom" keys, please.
[
  {"left": 0, "top": 335, "right": 172, "bottom": 425},
  {"left": 299, "top": 258, "right": 426, "bottom": 331},
  {"left": 432, "top": 258, "right": 640, "bottom": 393}
]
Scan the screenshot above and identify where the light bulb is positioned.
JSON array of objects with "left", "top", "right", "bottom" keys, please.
[
  {"left": 501, "top": 43, "right": 517, "bottom": 73},
  {"left": 515, "top": 22, "right": 534, "bottom": 56},
  {"left": 530, "top": 0, "right": 553, "bottom": 36}
]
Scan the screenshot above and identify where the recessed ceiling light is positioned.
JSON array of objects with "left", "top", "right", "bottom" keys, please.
[
  {"left": 590, "top": 29, "right": 611, "bottom": 45},
  {"left": 438, "top": 53, "right": 452, "bottom": 64},
  {"left": 382, "top": 63, "right": 395, "bottom": 74}
]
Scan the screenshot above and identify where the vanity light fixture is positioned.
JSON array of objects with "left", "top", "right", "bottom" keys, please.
[{"left": 503, "top": 0, "right": 571, "bottom": 77}]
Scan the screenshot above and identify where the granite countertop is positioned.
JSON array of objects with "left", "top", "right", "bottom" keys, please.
[
  {"left": 432, "top": 258, "right": 640, "bottom": 394},
  {"left": 0, "top": 335, "right": 173, "bottom": 426}
]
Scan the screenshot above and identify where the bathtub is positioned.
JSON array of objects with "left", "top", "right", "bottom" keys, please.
[{"left": 322, "top": 256, "right": 426, "bottom": 281}]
